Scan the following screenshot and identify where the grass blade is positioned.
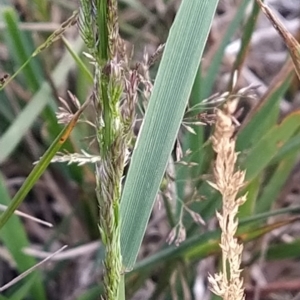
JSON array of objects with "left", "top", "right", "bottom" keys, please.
[
  {"left": 0, "top": 175, "right": 46, "bottom": 299},
  {"left": 256, "top": 0, "right": 300, "bottom": 80},
  {"left": 132, "top": 216, "right": 296, "bottom": 273},
  {"left": 3, "top": 8, "right": 43, "bottom": 92},
  {"left": 120, "top": 0, "right": 219, "bottom": 270},
  {"left": 256, "top": 152, "right": 298, "bottom": 213},
  {"left": 242, "top": 111, "right": 300, "bottom": 182},
  {"left": 237, "top": 61, "right": 293, "bottom": 150},
  {"left": 201, "top": 0, "right": 250, "bottom": 99},
  {"left": 0, "top": 36, "right": 84, "bottom": 163},
  {"left": 0, "top": 97, "right": 91, "bottom": 229},
  {"left": 0, "top": 9, "right": 78, "bottom": 90}
]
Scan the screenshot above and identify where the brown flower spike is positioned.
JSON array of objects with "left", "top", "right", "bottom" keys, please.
[{"left": 208, "top": 105, "right": 247, "bottom": 300}]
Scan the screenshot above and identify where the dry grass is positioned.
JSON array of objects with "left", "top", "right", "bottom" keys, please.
[{"left": 208, "top": 104, "right": 247, "bottom": 300}]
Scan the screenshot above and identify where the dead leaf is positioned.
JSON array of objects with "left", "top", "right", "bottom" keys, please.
[{"left": 256, "top": 0, "right": 300, "bottom": 81}]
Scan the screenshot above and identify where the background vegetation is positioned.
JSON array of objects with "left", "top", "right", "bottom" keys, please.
[{"left": 1, "top": 0, "right": 300, "bottom": 299}]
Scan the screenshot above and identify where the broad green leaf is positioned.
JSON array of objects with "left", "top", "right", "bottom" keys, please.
[{"left": 120, "top": 0, "right": 219, "bottom": 270}]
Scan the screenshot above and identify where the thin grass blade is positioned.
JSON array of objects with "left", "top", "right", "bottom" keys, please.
[
  {"left": 201, "top": 0, "right": 250, "bottom": 99},
  {"left": 0, "top": 37, "right": 84, "bottom": 163},
  {"left": 0, "top": 97, "right": 91, "bottom": 229},
  {"left": 0, "top": 175, "right": 46, "bottom": 299},
  {"left": 2, "top": 8, "right": 43, "bottom": 92},
  {"left": 256, "top": 152, "right": 298, "bottom": 213},
  {"left": 237, "top": 61, "right": 293, "bottom": 150},
  {"left": 0, "top": 9, "right": 78, "bottom": 90},
  {"left": 133, "top": 215, "right": 297, "bottom": 273},
  {"left": 256, "top": 0, "right": 300, "bottom": 80},
  {"left": 242, "top": 111, "right": 300, "bottom": 181}
]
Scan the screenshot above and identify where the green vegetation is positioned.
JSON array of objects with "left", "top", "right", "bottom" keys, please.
[{"left": 1, "top": 0, "right": 300, "bottom": 299}]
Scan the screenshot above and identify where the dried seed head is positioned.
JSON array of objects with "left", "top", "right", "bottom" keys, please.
[
  {"left": 56, "top": 91, "right": 83, "bottom": 124},
  {"left": 208, "top": 103, "right": 247, "bottom": 300},
  {"left": 166, "top": 227, "right": 177, "bottom": 245},
  {"left": 175, "top": 224, "right": 186, "bottom": 246}
]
